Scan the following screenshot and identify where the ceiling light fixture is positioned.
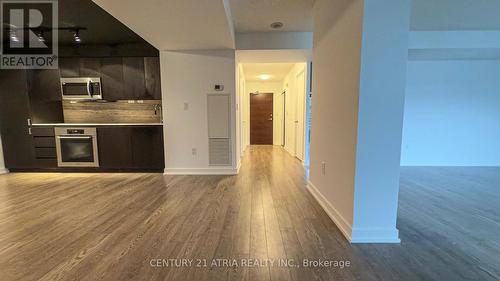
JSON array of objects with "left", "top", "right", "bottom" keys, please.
[
  {"left": 259, "top": 74, "right": 272, "bottom": 81},
  {"left": 270, "top": 22, "right": 283, "bottom": 29}
]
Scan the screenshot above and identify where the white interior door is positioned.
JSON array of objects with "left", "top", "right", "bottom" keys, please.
[{"left": 295, "top": 70, "right": 306, "bottom": 160}]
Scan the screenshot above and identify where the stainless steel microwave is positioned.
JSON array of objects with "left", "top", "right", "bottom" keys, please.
[{"left": 60, "top": 77, "right": 102, "bottom": 100}]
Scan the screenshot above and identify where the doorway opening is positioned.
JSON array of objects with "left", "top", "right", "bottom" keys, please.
[{"left": 236, "top": 51, "right": 312, "bottom": 165}]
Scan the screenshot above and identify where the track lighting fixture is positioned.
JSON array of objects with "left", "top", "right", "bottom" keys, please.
[{"left": 73, "top": 29, "right": 81, "bottom": 43}]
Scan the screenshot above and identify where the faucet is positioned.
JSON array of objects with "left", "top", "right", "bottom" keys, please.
[{"left": 153, "top": 103, "right": 163, "bottom": 122}]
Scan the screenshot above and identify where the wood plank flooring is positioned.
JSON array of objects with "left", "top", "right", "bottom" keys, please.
[{"left": 0, "top": 146, "right": 499, "bottom": 280}]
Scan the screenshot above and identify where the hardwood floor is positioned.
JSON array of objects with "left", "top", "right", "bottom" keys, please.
[{"left": 0, "top": 146, "right": 499, "bottom": 280}]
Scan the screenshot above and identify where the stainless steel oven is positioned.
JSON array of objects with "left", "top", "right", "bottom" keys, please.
[
  {"left": 55, "top": 128, "right": 99, "bottom": 167},
  {"left": 60, "top": 77, "right": 102, "bottom": 100}
]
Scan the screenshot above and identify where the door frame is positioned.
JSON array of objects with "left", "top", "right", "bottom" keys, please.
[{"left": 294, "top": 70, "right": 307, "bottom": 160}]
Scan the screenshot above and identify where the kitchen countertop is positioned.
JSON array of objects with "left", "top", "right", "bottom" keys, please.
[{"left": 32, "top": 123, "right": 164, "bottom": 127}]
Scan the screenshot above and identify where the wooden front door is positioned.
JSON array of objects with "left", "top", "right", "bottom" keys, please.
[{"left": 250, "top": 93, "right": 273, "bottom": 144}]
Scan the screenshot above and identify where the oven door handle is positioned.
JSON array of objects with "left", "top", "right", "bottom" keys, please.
[{"left": 57, "top": 136, "right": 92, "bottom": 139}]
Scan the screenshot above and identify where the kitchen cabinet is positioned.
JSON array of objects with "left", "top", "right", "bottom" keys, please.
[
  {"left": 97, "top": 126, "right": 164, "bottom": 170},
  {"left": 123, "top": 57, "right": 146, "bottom": 100},
  {"left": 58, "top": 56, "right": 161, "bottom": 100},
  {"left": 144, "top": 57, "right": 162, "bottom": 100},
  {"left": 80, "top": 58, "right": 102, "bottom": 77},
  {"left": 100, "top": 57, "right": 124, "bottom": 101},
  {"left": 130, "top": 126, "right": 164, "bottom": 169},
  {"left": 27, "top": 69, "right": 64, "bottom": 123},
  {"left": 97, "top": 127, "right": 133, "bottom": 168},
  {"left": 0, "top": 70, "right": 36, "bottom": 169},
  {"left": 59, "top": 58, "right": 80, "bottom": 77}
]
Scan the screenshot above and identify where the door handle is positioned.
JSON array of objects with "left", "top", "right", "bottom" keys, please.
[{"left": 86, "top": 79, "right": 92, "bottom": 97}]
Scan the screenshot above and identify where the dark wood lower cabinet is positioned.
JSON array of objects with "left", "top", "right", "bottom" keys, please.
[
  {"left": 130, "top": 127, "right": 164, "bottom": 169},
  {"left": 97, "top": 127, "right": 133, "bottom": 169},
  {"left": 3, "top": 125, "right": 164, "bottom": 172},
  {"left": 97, "top": 126, "right": 164, "bottom": 171}
]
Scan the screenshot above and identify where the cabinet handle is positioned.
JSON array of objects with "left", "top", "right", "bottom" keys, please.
[
  {"left": 27, "top": 118, "right": 32, "bottom": 126},
  {"left": 28, "top": 127, "right": 32, "bottom": 135}
]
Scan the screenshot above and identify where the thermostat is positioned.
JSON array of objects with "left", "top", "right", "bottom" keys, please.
[{"left": 214, "top": 84, "right": 224, "bottom": 91}]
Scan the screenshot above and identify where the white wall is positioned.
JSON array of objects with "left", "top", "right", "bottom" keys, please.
[
  {"left": 0, "top": 135, "right": 7, "bottom": 174},
  {"left": 245, "top": 81, "right": 284, "bottom": 146},
  {"left": 236, "top": 32, "right": 313, "bottom": 50},
  {"left": 308, "top": 0, "right": 410, "bottom": 243},
  {"left": 309, "top": 0, "right": 363, "bottom": 239},
  {"left": 402, "top": 60, "right": 500, "bottom": 166},
  {"left": 161, "top": 50, "right": 237, "bottom": 175}
]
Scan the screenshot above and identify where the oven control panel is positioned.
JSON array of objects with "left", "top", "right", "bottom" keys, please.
[{"left": 67, "top": 129, "right": 85, "bottom": 134}]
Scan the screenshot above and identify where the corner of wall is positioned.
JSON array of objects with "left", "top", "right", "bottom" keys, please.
[{"left": 306, "top": 180, "right": 353, "bottom": 241}]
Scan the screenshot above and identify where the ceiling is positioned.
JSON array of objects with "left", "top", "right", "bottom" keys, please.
[
  {"left": 242, "top": 63, "right": 295, "bottom": 82},
  {"left": 1, "top": 0, "right": 152, "bottom": 46},
  {"left": 237, "top": 49, "right": 311, "bottom": 63},
  {"left": 229, "top": 0, "right": 314, "bottom": 32},
  {"left": 58, "top": 0, "right": 151, "bottom": 45},
  {"left": 92, "top": 0, "right": 235, "bottom": 50},
  {"left": 411, "top": 0, "right": 500, "bottom": 30}
]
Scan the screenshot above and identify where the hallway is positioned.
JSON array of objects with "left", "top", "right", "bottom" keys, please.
[{"left": 0, "top": 146, "right": 498, "bottom": 280}]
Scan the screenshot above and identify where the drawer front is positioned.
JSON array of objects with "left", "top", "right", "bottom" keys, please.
[
  {"left": 33, "top": 136, "right": 56, "bottom": 148},
  {"left": 31, "top": 127, "right": 55, "bottom": 137},
  {"left": 34, "top": 147, "right": 57, "bottom": 159}
]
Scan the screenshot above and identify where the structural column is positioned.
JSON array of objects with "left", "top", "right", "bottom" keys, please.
[{"left": 308, "top": 0, "right": 411, "bottom": 243}]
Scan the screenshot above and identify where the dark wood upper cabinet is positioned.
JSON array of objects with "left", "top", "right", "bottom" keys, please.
[
  {"left": 0, "top": 70, "right": 36, "bottom": 169},
  {"left": 27, "top": 69, "right": 61, "bottom": 101},
  {"left": 80, "top": 58, "right": 102, "bottom": 77},
  {"left": 27, "top": 69, "right": 64, "bottom": 123},
  {"left": 123, "top": 57, "right": 146, "bottom": 100},
  {"left": 59, "top": 58, "right": 80, "bottom": 77},
  {"left": 100, "top": 57, "right": 124, "bottom": 101},
  {"left": 144, "top": 57, "right": 162, "bottom": 100},
  {"left": 58, "top": 56, "right": 161, "bottom": 100}
]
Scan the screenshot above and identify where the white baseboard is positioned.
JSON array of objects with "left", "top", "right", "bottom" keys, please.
[
  {"left": 306, "top": 181, "right": 353, "bottom": 241},
  {"left": 350, "top": 228, "right": 400, "bottom": 243},
  {"left": 164, "top": 167, "right": 238, "bottom": 175},
  {"left": 0, "top": 168, "right": 9, "bottom": 175},
  {"left": 306, "top": 181, "right": 400, "bottom": 244}
]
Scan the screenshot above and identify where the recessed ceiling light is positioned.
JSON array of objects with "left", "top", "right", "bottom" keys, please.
[
  {"left": 270, "top": 22, "right": 283, "bottom": 29},
  {"left": 259, "top": 74, "right": 272, "bottom": 80}
]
